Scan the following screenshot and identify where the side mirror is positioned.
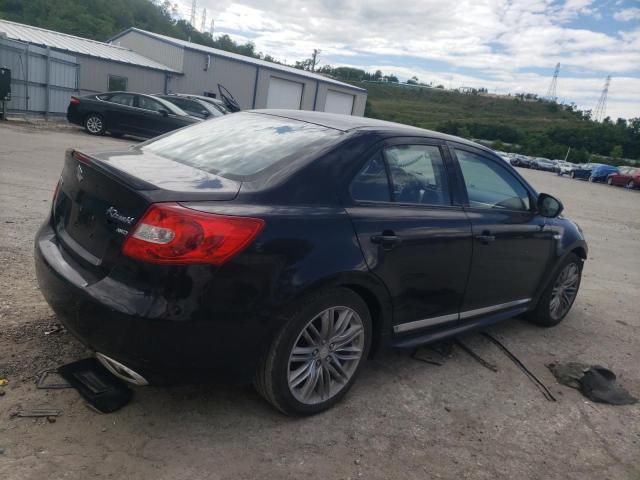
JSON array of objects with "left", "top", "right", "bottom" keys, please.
[
  {"left": 158, "top": 109, "right": 169, "bottom": 117},
  {"left": 537, "top": 193, "right": 563, "bottom": 218}
]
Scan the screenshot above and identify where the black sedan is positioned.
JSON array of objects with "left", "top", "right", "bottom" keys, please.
[
  {"left": 154, "top": 94, "right": 227, "bottom": 119},
  {"left": 35, "top": 111, "right": 587, "bottom": 415},
  {"left": 67, "top": 92, "right": 200, "bottom": 138}
]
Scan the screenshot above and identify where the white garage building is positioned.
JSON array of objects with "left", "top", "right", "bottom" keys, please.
[{"left": 110, "top": 28, "right": 367, "bottom": 116}]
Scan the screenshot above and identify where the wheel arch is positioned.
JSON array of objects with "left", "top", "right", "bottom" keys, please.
[{"left": 284, "top": 271, "right": 394, "bottom": 356}]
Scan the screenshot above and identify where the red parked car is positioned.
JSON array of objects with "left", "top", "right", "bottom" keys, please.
[{"left": 607, "top": 166, "right": 640, "bottom": 189}]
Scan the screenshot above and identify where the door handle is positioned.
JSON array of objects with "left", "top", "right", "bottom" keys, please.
[
  {"left": 475, "top": 231, "right": 496, "bottom": 244},
  {"left": 371, "top": 232, "right": 400, "bottom": 249}
]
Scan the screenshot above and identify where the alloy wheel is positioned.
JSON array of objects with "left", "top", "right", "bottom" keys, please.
[
  {"left": 288, "top": 306, "right": 365, "bottom": 405},
  {"left": 86, "top": 116, "right": 103, "bottom": 134},
  {"left": 549, "top": 263, "right": 580, "bottom": 321},
  {"left": 627, "top": 180, "right": 635, "bottom": 189},
  {"left": 607, "top": 177, "right": 613, "bottom": 185}
]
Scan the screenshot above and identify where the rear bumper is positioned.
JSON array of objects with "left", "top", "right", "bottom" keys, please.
[
  {"left": 66, "top": 106, "right": 83, "bottom": 126},
  {"left": 34, "top": 222, "right": 270, "bottom": 385}
]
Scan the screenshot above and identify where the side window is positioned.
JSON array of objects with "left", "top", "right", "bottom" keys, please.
[
  {"left": 137, "top": 96, "right": 165, "bottom": 113},
  {"left": 350, "top": 152, "right": 391, "bottom": 202},
  {"left": 385, "top": 145, "right": 450, "bottom": 205},
  {"left": 108, "top": 93, "right": 134, "bottom": 107},
  {"left": 455, "top": 149, "right": 530, "bottom": 211}
]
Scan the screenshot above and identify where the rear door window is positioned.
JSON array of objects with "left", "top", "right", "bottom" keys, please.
[
  {"left": 137, "top": 96, "right": 166, "bottom": 112},
  {"left": 350, "top": 152, "right": 391, "bottom": 202},
  {"left": 385, "top": 145, "right": 450, "bottom": 205},
  {"left": 107, "top": 93, "right": 134, "bottom": 107}
]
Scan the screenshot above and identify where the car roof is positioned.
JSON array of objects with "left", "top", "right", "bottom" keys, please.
[{"left": 250, "top": 109, "right": 488, "bottom": 151}]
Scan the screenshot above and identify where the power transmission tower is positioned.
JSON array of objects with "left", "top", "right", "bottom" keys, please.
[
  {"left": 190, "top": 0, "right": 197, "bottom": 27},
  {"left": 546, "top": 63, "right": 560, "bottom": 102},
  {"left": 593, "top": 75, "right": 611, "bottom": 122},
  {"left": 209, "top": 19, "right": 215, "bottom": 35},
  {"left": 201, "top": 8, "right": 207, "bottom": 32},
  {"left": 310, "top": 49, "right": 321, "bottom": 72}
]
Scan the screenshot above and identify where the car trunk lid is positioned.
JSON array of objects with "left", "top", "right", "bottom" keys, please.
[{"left": 53, "top": 149, "right": 241, "bottom": 272}]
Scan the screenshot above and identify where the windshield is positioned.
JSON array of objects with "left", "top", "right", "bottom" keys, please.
[{"left": 141, "top": 113, "right": 343, "bottom": 178}]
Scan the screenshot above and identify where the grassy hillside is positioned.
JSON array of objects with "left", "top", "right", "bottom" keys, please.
[
  {"left": 362, "top": 83, "right": 579, "bottom": 132},
  {"left": 359, "top": 82, "right": 639, "bottom": 162}
]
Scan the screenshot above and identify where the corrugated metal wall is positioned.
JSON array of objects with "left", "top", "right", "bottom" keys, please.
[
  {"left": 112, "top": 30, "right": 184, "bottom": 73},
  {"left": 77, "top": 56, "right": 167, "bottom": 95},
  {"left": 0, "top": 37, "right": 78, "bottom": 113}
]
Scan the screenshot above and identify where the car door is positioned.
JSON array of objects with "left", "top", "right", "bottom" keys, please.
[
  {"left": 614, "top": 167, "right": 629, "bottom": 185},
  {"left": 102, "top": 93, "right": 138, "bottom": 133},
  {"left": 345, "top": 139, "right": 473, "bottom": 335},
  {"left": 450, "top": 146, "right": 554, "bottom": 315},
  {"left": 134, "top": 95, "right": 179, "bottom": 137}
]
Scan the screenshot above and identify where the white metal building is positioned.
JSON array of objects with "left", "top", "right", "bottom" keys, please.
[
  {"left": 109, "top": 28, "right": 367, "bottom": 116},
  {"left": 0, "top": 19, "right": 179, "bottom": 114},
  {"left": 0, "top": 20, "right": 368, "bottom": 116}
]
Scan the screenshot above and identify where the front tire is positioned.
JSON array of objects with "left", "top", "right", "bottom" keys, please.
[
  {"left": 627, "top": 180, "right": 636, "bottom": 189},
  {"left": 570, "top": 171, "right": 575, "bottom": 179},
  {"left": 255, "top": 288, "right": 372, "bottom": 416},
  {"left": 607, "top": 177, "right": 613, "bottom": 185},
  {"left": 84, "top": 114, "right": 105, "bottom": 135},
  {"left": 527, "top": 253, "right": 583, "bottom": 327}
]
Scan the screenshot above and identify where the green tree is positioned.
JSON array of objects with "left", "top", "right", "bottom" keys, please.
[{"left": 610, "top": 145, "right": 624, "bottom": 158}]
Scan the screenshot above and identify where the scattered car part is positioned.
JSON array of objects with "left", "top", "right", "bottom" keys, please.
[
  {"left": 36, "top": 369, "right": 72, "bottom": 389},
  {"left": 454, "top": 339, "right": 499, "bottom": 372},
  {"left": 482, "top": 333, "right": 556, "bottom": 401},
  {"left": 16, "top": 409, "right": 61, "bottom": 418},
  {"left": 57, "top": 358, "right": 133, "bottom": 414},
  {"left": 547, "top": 362, "right": 638, "bottom": 405}
]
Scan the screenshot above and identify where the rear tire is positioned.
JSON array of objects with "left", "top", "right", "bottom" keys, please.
[
  {"left": 569, "top": 171, "right": 575, "bottom": 179},
  {"left": 627, "top": 180, "right": 636, "bottom": 189},
  {"left": 607, "top": 177, "right": 613, "bottom": 185},
  {"left": 255, "top": 288, "right": 372, "bottom": 416},
  {"left": 526, "top": 253, "right": 583, "bottom": 327},
  {"left": 588, "top": 176, "right": 595, "bottom": 182},
  {"left": 84, "top": 114, "right": 105, "bottom": 135}
]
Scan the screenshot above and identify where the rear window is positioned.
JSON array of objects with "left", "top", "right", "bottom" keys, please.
[{"left": 141, "top": 113, "right": 343, "bottom": 178}]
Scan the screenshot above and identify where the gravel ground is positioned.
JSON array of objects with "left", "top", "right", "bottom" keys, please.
[{"left": 0, "top": 123, "right": 639, "bottom": 480}]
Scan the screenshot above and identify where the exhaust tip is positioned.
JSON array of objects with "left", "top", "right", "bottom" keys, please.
[{"left": 96, "top": 352, "right": 149, "bottom": 386}]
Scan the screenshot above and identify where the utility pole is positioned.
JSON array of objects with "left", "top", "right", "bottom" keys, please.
[
  {"left": 201, "top": 8, "right": 207, "bottom": 32},
  {"left": 190, "top": 0, "right": 197, "bottom": 27},
  {"left": 593, "top": 75, "right": 611, "bottom": 122},
  {"left": 546, "top": 63, "right": 560, "bottom": 102},
  {"left": 310, "top": 49, "right": 321, "bottom": 72}
]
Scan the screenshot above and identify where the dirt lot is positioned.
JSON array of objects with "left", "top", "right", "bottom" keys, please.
[{"left": 1, "top": 122, "right": 639, "bottom": 480}]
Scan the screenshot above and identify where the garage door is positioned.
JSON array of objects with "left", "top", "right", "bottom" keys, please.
[
  {"left": 324, "top": 90, "right": 354, "bottom": 115},
  {"left": 266, "top": 77, "right": 303, "bottom": 109}
]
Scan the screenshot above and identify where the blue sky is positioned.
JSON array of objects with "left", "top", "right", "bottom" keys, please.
[{"left": 177, "top": 0, "right": 639, "bottom": 119}]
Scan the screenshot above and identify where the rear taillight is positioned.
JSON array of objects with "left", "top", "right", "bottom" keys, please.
[
  {"left": 70, "top": 96, "right": 80, "bottom": 105},
  {"left": 72, "top": 150, "right": 92, "bottom": 165},
  {"left": 122, "top": 203, "right": 264, "bottom": 265}
]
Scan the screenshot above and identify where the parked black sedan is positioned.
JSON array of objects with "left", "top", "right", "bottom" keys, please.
[
  {"left": 35, "top": 111, "right": 587, "bottom": 415},
  {"left": 154, "top": 94, "right": 227, "bottom": 119},
  {"left": 67, "top": 92, "right": 200, "bottom": 138}
]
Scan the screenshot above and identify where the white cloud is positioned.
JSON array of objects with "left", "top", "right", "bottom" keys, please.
[
  {"left": 176, "top": 0, "right": 640, "bottom": 118},
  {"left": 613, "top": 7, "right": 640, "bottom": 21}
]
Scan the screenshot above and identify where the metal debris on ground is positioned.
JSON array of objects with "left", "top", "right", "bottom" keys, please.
[
  {"left": 481, "top": 332, "right": 557, "bottom": 402},
  {"left": 44, "top": 324, "right": 65, "bottom": 335},
  {"left": 411, "top": 338, "right": 498, "bottom": 372},
  {"left": 454, "top": 339, "right": 499, "bottom": 372},
  {"left": 411, "top": 340, "right": 454, "bottom": 366},
  {"left": 15, "top": 409, "right": 61, "bottom": 418},
  {"left": 36, "top": 369, "right": 72, "bottom": 389},
  {"left": 548, "top": 362, "right": 638, "bottom": 405}
]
